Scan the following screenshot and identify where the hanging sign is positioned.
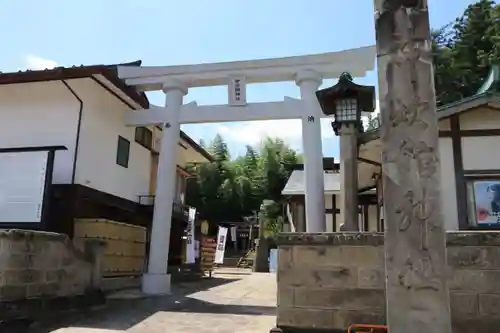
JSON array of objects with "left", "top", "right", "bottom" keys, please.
[
  {"left": 185, "top": 207, "right": 197, "bottom": 264},
  {"left": 214, "top": 226, "right": 228, "bottom": 264},
  {"left": 228, "top": 76, "right": 247, "bottom": 106}
]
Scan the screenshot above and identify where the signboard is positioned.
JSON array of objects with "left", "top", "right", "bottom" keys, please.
[
  {"left": 214, "top": 226, "right": 228, "bottom": 264},
  {"left": 201, "top": 236, "right": 216, "bottom": 277},
  {"left": 228, "top": 76, "right": 247, "bottom": 106},
  {"left": 185, "top": 207, "right": 196, "bottom": 263},
  {"left": 0, "top": 151, "right": 48, "bottom": 223},
  {"left": 472, "top": 181, "right": 500, "bottom": 225}
]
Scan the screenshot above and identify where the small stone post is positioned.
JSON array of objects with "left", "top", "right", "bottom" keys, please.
[
  {"left": 338, "top": 123, "right": 359, "bottom": 231},
  {"left": 254, "top": 209, "right": 269, "bottom": 272},
  {"left": 374, "top": 0, "right": 452, "bottom": 332}
]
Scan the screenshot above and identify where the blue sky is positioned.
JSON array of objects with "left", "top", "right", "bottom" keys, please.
[{"left": 0, "top": 0, "right": 480, "bottom": 158}]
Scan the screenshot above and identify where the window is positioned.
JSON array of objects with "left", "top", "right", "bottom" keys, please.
[
  {"left": 466, "top": 178, "right": 500, "bottom": 227},
  {"left": 116, "top": 136, "right": 130, "bottom": 168},
  {"left": 135, "top": 127, "right": 153, "bottom": 150}
]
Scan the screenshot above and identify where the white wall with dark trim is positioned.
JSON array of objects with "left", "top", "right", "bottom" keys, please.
[
  {"left": 0, "top": 81, "right": 79, "bottom": 184},
  {"left": 65, "top": 78, "right": 151, "bottom": 202},
  {"left": 0, "top": 78, "right": 152, "bottom": 203},
  {"left": 439, "top": 137, "right": 458, "bottom": 230}
]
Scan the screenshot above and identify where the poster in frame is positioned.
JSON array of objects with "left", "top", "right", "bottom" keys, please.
[{"left": 471, "top": 180, "right": 500, "bottom": 225}]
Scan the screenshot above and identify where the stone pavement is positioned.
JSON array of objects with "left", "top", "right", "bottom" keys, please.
[{"left": 28, "top": 269, "right": 276, "bottom": 333}]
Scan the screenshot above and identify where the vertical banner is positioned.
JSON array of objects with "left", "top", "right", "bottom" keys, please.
[
  {"left": 185, "top": 207, "right": 196, "bottom": 264},
  {"left": 195, "top": 240, "right": 200, "bottom": 259},
  {"left": 214, "top": 226, "right": 228, "bottom": 264},
  {"left": 230, "top": 226, "right": 237, "bottom": 242},
  {"left": 230, "top": 226, "right": 237, "bottom": 251}
]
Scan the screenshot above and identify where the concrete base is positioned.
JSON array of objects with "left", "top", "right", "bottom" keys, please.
[{"left": 141, "top": 273, "right": 171, "bottom": 295}]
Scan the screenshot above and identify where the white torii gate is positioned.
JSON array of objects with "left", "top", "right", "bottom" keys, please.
[{"left": 118, "top": 45, "right": 375, "bottom": 295}]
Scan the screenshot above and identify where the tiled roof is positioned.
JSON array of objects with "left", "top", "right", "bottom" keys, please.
[{"left": 0, "top": 60, "right": 149, "bottom": 108}]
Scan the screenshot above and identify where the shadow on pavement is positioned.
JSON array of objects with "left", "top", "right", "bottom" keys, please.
[{"left": 26, "top": 276, "right": 275, "bottom": 333}]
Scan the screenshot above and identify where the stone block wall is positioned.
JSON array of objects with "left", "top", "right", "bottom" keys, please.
[
  {"left": 275, "top": 232, "right": 500, "bottom": 332},
  {"left": 0, "top": 229, "right": 104, "bottom": 322}
]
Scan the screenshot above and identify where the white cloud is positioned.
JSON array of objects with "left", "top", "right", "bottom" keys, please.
[
  {"left": 24, "top": 55, "right": 57, "bottom": 70},
  {"left": 216, "top": 100, "right": 381, "bottom": 148},
  {"left": 214, "top": 118, "right": 335, "bottom": 150}
]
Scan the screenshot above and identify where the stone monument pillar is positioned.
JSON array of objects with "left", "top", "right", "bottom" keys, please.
[{"left": 374, "top": 1, "right": 452, "bottom": 332}]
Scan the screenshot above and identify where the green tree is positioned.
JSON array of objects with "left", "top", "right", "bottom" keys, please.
[
  {"left": 363, "top": 113, "right": 380, "bottom": 131},
  {"left": 433, "top": 0, "right": 500, "bottom": 105},
  {"left": 185, "top": 135, "right": 300, "bottom": 231},
  {"left": 210, "top": 134, "right": 230, "bottom": 163}
]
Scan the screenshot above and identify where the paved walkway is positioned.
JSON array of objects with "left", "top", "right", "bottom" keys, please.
[{"left": 29, "top": 269, "right": 276, "bottom": 333}]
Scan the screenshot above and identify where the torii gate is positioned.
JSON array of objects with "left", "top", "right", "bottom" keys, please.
[{"left": 118, "top": 46, "right": 375, "bottom": 295}]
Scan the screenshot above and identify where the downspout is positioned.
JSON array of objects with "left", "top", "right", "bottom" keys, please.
[{"left": 61, "top": 80, "right": 83, "bottom": 184}]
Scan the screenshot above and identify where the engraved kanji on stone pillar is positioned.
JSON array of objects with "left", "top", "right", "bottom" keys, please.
[{"left": 374, "top": 0, "right": 452, "bottom": 332}]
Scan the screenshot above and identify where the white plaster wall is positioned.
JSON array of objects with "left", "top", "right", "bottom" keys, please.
[
  {"left": 439, "top": 137, "right": 459, "bottom": 230},
  {"left": 66, "top": 78, "right": 151, "bottom": 202},
  {"left": 289, "top": 194, "right": 379, "bottom": 232},
  {"left": 154, "top": 128, "right": 210, "bottom": 166},
  {"left": 368, "top": 205, "right": 378, "bottom": 231},
  {"left": 459, "top": 108, "right": 500, "bottom": 130},
  {"left": 462, "top": 136, "right": 500, "bottom": 171},
  {"left": 439, "top": 118, "right": 451, "bottom": 131},
  {"left": 331, "top": 194, "right": 377, "bottom": 231},
  {"left": 0, "top": 81, "right": 80, "bottom": 184},
  {"left": 325, "top": 195, "right": 334, "bottom": 232},
  {"left": 335, "top": 194, "right": 342, "bottom": 232},
  {"left": 179, "top": 141, "right": 210, "bottom": 165}
]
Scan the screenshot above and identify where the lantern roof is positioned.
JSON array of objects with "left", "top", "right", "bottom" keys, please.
[{"left": 316, "top": 72, "right": 376, "bottom": 116}]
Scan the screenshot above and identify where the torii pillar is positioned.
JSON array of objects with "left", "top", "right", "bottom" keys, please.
[
  {"left": 296, "top": 70, "right": 326, "bottom": 233},
  {"left": 142, "top": 79, "right": 187, "bottom": 295}
]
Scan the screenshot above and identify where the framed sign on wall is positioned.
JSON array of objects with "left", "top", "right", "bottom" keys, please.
[
  {"left": 468, "top": 180, "right": 500, "bottom": 226},
  {"left": 0, "top": 146, "right": 65, "bottom": 229}
]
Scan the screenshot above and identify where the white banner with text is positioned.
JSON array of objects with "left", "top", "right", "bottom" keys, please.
[
  {"left": 214, "top": 226, "right": 228, "bottom": 264},
  {"left": 185, "top": 207, "right": 197, "bottom": 264}
]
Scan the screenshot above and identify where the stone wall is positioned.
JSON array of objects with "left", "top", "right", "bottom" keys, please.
[
  {"left": 275, "top": 232, "right": 500, "bottom": 333},
  {"left": 74, "top": 218, "right": 146, "bottom": 277},
  {"left": 0, "top": 229, "right": 104, "bottom": 322}
]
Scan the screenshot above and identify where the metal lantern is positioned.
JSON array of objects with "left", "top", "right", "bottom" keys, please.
[{"left": 315, "top": 72, "right": 375, "bottom": 135}]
